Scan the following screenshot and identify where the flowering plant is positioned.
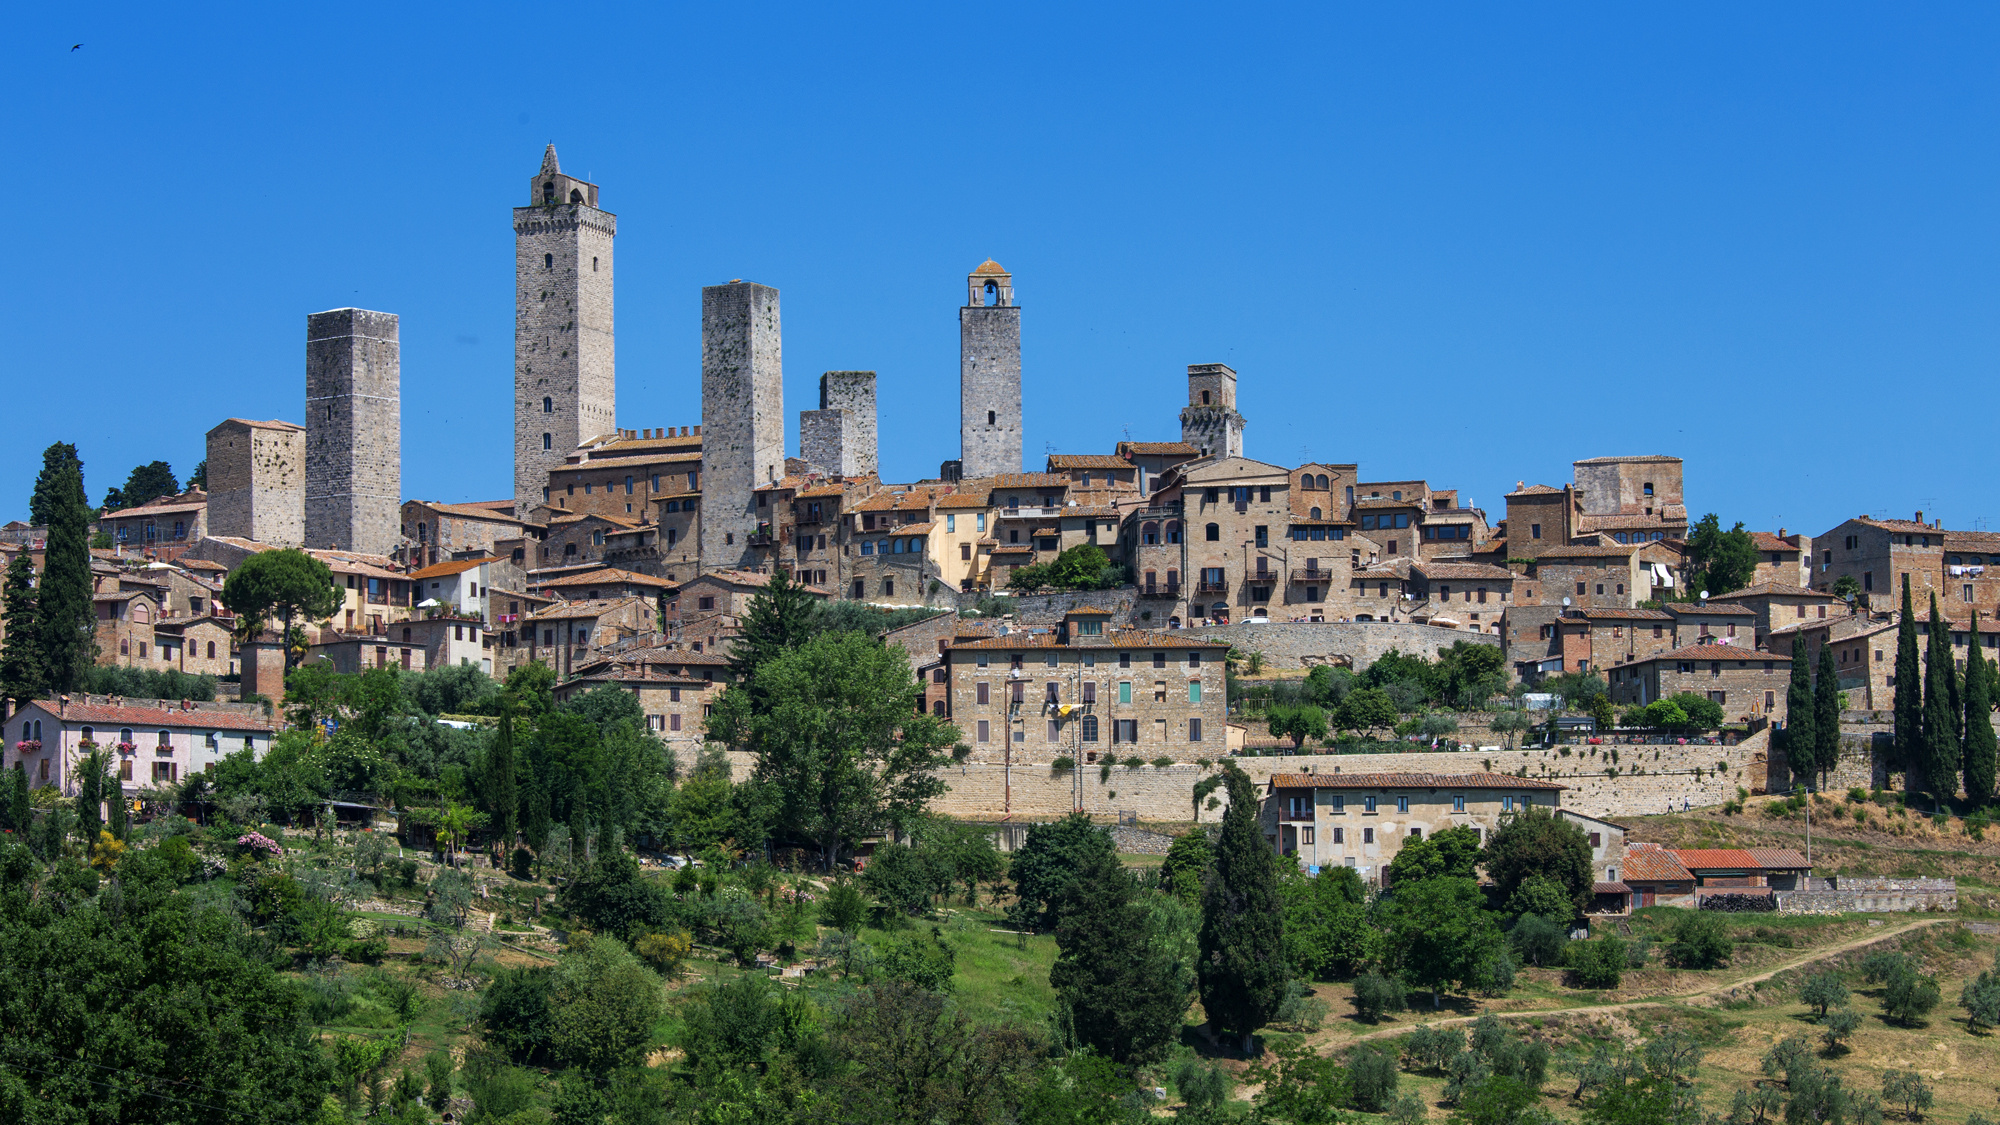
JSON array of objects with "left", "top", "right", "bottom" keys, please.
[
  {"left": 237, "top": 832, "right": 284, "bottom": 857},
  {"left": 12, "top": 741, "right": 39, "bottom": 754},
  {"left": 116, "top": 742, "right": 138, "bottom": 753}
]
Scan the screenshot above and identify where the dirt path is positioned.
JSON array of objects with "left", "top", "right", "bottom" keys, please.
[{"left": 1336, "top": 916, "right": 1953, "bottom": 1047}]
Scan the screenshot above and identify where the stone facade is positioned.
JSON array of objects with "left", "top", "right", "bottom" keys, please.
[
  {"left": 1179, "top": 363, "right": 1246, "bottom": 459},
  {"left": 305, "top": 308, "right": 401, "bottom": 556},
  {"left": 960, "top": 261, "right": 1022, "bottom": 477},
  {"left": 801, "top": 371, "right": 877, "bottom": 477},
  {"left": 1174, "top": 620, "right": 1500, "bottom": 671},
  {"left": 700, "top": 281, "right": 784, "bottom": 570},
  {"left": 204, "top": 418, "right": 304, "bottom": 547},
  {"left": 1605, "top": 643, "right": 1791, "bottom": 724},
  {"left": 1264, "top": 771, "right": 1567, "bottom": 880},
  {"left": 514, "top": 145, "right": 616, "bottom": 517}
]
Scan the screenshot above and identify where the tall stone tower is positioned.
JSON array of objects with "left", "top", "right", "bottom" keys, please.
[
  {"left": 205, "top": 418, "right": 305, "bottom": 547},
  {"left": 1180, "top": 363, "right": 1246, "bottom": 459},
  {"left": 959, "top": 260, "right": 1021, "bottom": 477},
  {"left": 700, "top": 281, "right": 784, "bottom": 570},
  {"left": 514, "top": 145, "right": 615, "bottom": 517},
  {"left": 305, "top": 309, "right": 401, "bottom": 555},
  {"left": 800, "top": 370, "right": 877, "bottom": 478}
]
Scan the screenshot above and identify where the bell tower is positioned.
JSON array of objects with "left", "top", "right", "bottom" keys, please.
[
  {"left": 959, "top": 259, "right": 1021, "bottom": 477},
  {"left": 513, "top": 144, "right": 615, "bottom": 517}
]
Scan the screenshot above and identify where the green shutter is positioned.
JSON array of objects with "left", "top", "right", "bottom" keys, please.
[
  {"left": 1119, "top": 681, "right": 1132, "bottom": 704},
  {"left": 1188, "top": 681, "right": 1201, "bottom": 703}
]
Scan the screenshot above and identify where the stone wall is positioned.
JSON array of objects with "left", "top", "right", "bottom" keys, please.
[
  {"left": 206, "top": 419, "right": 304, "bottom": 548},
  {"left": 512, "top": 182, "right": 617, "bottom": 517},
  {"left": 700, "top": 281, "right": 785, "bottom": 570},
  {"left": 1178, "top": 620, "right": 1501, "bottom": 671},
  {"left": 959, "top": 300, "right": 1021, "bottom": 476},
  {"left": 1777, "top": 875, "right": 1957, "bottom": 915},
  {"left": 798, "top": 408, "right": 851, "bottom": 477},
  {"left": 820, "top": 371, "right": 877, "bottom": 477},
  {"left": 304, "top": 309, "right": 400, "bottom": 556}
]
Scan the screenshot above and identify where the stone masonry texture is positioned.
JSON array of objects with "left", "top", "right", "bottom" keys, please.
[
  {"left": 701, "top": 281, "right": 784, "bottom": 569},
  {"left": 1180, "top": 363, "right": 1246, "bottom": 458},
  {"left": 820, "top": 370, "right": 877, "bottom": 476},
  {"left": 205, "top": 418, "right": 304, "bottom": 547},
  {"left": 960, "top": 267, "right": 1022, "bottom": 477},
  {"left": 514, "top": 146, "right": 616, "bottom": 517},
  {"left": 799, "top": 409, "right": 851, "bottom": 476},
  {"left": 305, "top": 309, "right": 400, "bottom": 556}
]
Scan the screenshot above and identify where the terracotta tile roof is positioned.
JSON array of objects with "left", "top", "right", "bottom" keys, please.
[
  {"left": 798, "top": 482, "right": 859, "bottom": 499},
  {"left": 548, "top": 511, "right": 643, "bottom": 529},
  {"left": 680, "top": 569, "right": 832, "bottom": 596},
  {"left": 1708, "top": 582, "right": 1834, "bottom": 601},
  {"left": 407, "top": 557, "right": 494, "bottom": 580},
  {"left": 972, "top": 258, "right": 1008, "bottom": 275},
  {"left": 1507, "top": 483, "right": 1566, "bottom": 497},
  {"left": 1414, "top": 561, "right": 1516, "bottom": 581},
  {"left": 1767, "top": 614, "right": 1895, "bottom": 641},
  {"left": 1048, "top": 454, "right": 1131, "bottom": 470},
  {"left": 1535, "top": 544, "right": 1638, "bottom": 559},
  {"left": 1620, "top": 844, "right": 1694, "bottom": 882},
  {"left": 216, "top": 417, "right": 304, "bottom": 432},
  {"left": 538, "top": 567, "right": 676, "bottom": 589},
  {"left": 410, "top": 501, "right": 531, "bottom": 523},
  {"left": 1944, "top": 531, "right": 2000, "bottom": 549},
  {"left": 526, "top": 597, "right": 649, "bottom": 622},
  {"left": 606, "top": 645, "right": 733, "bottom": 665},
  {"left": 853, "top": 489, "right": 945, "bottom": 512},
  {"left": 1743, "top": 847, "right": 1811, "bottom": 870},
  {"left": 1267, "top": 772, "right": 1566, "bottom": 791},
  {"left": 753, "top": 475, "right": 818, "bottom": 493},
  {"left": 101, "top": 497, "right": 208, "bottom": 518},
  {"left": 989, "top": 544, "right": 1034, "bottom": 556},
  {"left": 554, "top": 451, "right": 703, "bottom": 472},
  {"left": 559, "top": 671, "right": 715, "bottom": 688},
  {"left": 1593, "top": 882, "right": 1632, "bottom": 894},
  {"left": 1066, "top": 606, "right": 1114, "bottom": 615},
  {"left": 1668, "top": 848, "right": 1760, "bottom": 871},
  {"left": 1850, "top": 516, "right": 1937, "bottom": 534},
  {"left": 1573, "top": 607, "right": 1675, "bottom": 621},
  {"left": 1638, "top": 643, "right": 1786, "bottom": 662},
  {"left": 935, "top": 492, "right": 990, "bottom": 509},
  {"left": 986, "top": 473, "right": 1069, "bottom": 490},
  {"left": 1748, "top": 532, "right": 1804, "bottom": 551},
  {"left": 1664, "top": 602, "right": 1756, "bottom": 616},
  {"left": 948, "top": 629, "right": 1228, "bottom": 651},
  {"left": 21, "top": 698, "right": 275, "bottom": 733},
  {"left": 1119, "top": 442, "right": 1202, "bottom": 457}
]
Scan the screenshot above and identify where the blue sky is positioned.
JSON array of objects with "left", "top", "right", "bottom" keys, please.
[{"left": 5, "top": 4, "right": 1997, "bottom": 537}]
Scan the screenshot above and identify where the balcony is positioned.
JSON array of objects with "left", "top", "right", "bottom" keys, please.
[
  {"left": 1289, "top": 569, "right": 1329, "bottom": 583},
  {"left": 1139, "top": 583, "right": 1182, "bottom": 598},
  {"left": 1134, "top": 502, "right": 1182, "bottom": 518},
  {"left": 1195, "top": 580, "right": 1229, "bottom": 595},
  {"left": 747, "top": 533, "right": 774, "bottom": 548},
  {"left": 1001, "top": 506, "right": 1061, "bottom": 519}
]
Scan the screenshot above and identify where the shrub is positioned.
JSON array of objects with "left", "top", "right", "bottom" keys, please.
[
  {"left": 1819, "top": 1006, "right": 1859, "bottom": 1054},
  {"left": 1799, "top": 970, "right": 1850, "bottom": 1019},
  {"left": 1352, "top": 971, "right": 1407, "bottom": 1022},
  {"left": 1883, "top": 966, "right": 1942, "bottom": 1026},
  {"left": 1510, "top": 913, "right": 1567, "bottom": 968},
  {"left": 1882, "top": 1070, "right": 1934, "bottom": 1121},
  {"left": 1347, "top": 1047, "right": 1400, "bottom": 1112},
  {"left": 633, "top": 929, "right": 693, "bottom": 977},
  {"left": 1050, "top": 756, "right": 1076, "bottom": 772},
  {"left": 1568, "top": 936, "right": 1625, "bottom": 989},
  {"left": 819, "top": 881, "right": 867, "bottom": 934},
  {"left": 1401, "top": 1023, "right": 1460, "bottom": 1074},
  {"left": 1663, "top": 911, "right": 1732, "bottom": 969},
  {"left": 1151, "top": 757, "right": 1175, "bottom": 769}
]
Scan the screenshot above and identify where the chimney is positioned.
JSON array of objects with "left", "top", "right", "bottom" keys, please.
[
  {"left": 1778, "top": 528, "right": 1786, "bottom": 539},
  {"left": 1916, "top": 510, "right": 1924, "bottom": 525}
]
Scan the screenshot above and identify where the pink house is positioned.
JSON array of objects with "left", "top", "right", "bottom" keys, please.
[{"left": 6, "top": 696, "right": 276, "bottom": 797}]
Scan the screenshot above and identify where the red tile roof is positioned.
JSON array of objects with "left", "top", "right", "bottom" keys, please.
[
  {"left": 1667, "top": 848, "right": 1760, "bottom": 870},
  {"left": 1637, "top": 644, "right": 1786, "bottom": 662},
  {"left": 21, "top": 698, "right": 274, "bottom": 733},
  {"left": 948, "top": 629, "right": 1228, "bottom": 651},
  {"left": 1664, "top": 602, "right": 1756, "bottom": 616},
  {"left": 1267, "top": 772, "right": 1566, "bottom": 791},
  {"left": 1536, "top": 544, "right": 1638, "bottom": 559},
  {"left": 1709, "top": 582, "right": 1834, "bottom": 601},
  {"left": 538, "top": 567, "right": 675, "bottom": 589},
  {"left": 1048, "top": 454, "right": 1131, "bottom": 470},
  {"left": 1743, "top": 847, "right": 1811, "bottom": 870},
  {"left": 1620, "top": 844, "right": 1694, "bottom": 882},
  {"left": 407, "top": 557, "right": 494, "bottom": 580},
  {"left": 1119, "top": 442, "right": 1202, "bottom": 456}
]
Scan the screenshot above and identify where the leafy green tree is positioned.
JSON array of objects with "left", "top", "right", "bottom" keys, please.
[
  {"left": 726, "top": 566, "right": 822, "bottom": 688},
  {"left": 1923, "top": 591, "right": 1962, "bottom": 809},
  {"left": 1244, "top": 1038, "right": 1351, "bottom": 1124},
  {"left": 1482, "top": 804, "right": 1592, "bottom": 912},
  {"left": 1267, "top": 704, "right": 1328, "bottom": 748},
  {"left": 186, "top": 459, "right": 207, "bottom": 492},
  {"left": 116, "top": 460, "right": 180, "bottom": 510},
  {"left": 1784, "top": 634, "right": 1818, "bottom": 784},
  {"left": 1160, "top": 830, "right": 1211, "bottom": 906},
  {"left": 221, "top": 549, "right": 342, "bottom": 671},
  {"left": 1435, "top": 641, "right": 1507, "bottom": 709},
  {"left": 1883, "top": 963, "right": 1942, "bottom": 1026},
  {"left": 1489, "top": 709, "right": 1533, "bottom": 749},
  {"left": 1009, "top": 811, "right": 1116, "bottom": 931},
  {"left": 1568, "top": 935, "right": 1625, "bottom": 989},
  {"left": 1044, "top": 542, "right": 1115, "bottom": 589},
  {"left": 1348, "top": 1046, "right": 1400, "bottom": 1113},
  {"left": 1280, "top": 865, "right": 1377, "bottom": 979},
  {"left": 711, "top": 630, "right": 955, "bottom": 870},
  {"left": 826, "top": 982, "right": 1041, "bottom": 1123},
  {"left": 1505, "top": 872, "right": 1576, "bottom": 926},
  {"left": 663, "top": 748, "right": 735, "bottom": 852},
  {"left": 480, "top": 965, "right": 555, "bottom": 1063},
  {"left": 1642, "top": 698, "right": 1689, "bottom": 731},
  {"left": 1882, "top": 1070, "right": 1933, "bottom": 1122},
  {"left": 1662, "top": 910, "right": 1731, "bottom": 969},
  {"left": 1820, "top": 1006, "right": 1860, "bottom": 1054},
  {"left": 1800, "top": 970, "right": 1850, "bottom": 1019},
  {"left": 487, "top": 694, "right": 519, "bottom": 855},
  {"left": 1962, "top": 962, "right": 2000, "bottom": 1033},
  {"left": 32, "top": 444, "right": 93, "bottom": 693},
  {"left": 1386, "top": 823, "right": 1482, "bottom": 885},
  {"left": 1351, "top": 971, "right": 1407, "bottom": 1022},
  {"left": 1897, "top": 575, "right": 1924, "bottom": 793},
  {"left": 1666, "top": 692, "right": 1724, "bottom": 731},
  {"left": 1335, "top": 687, "right": 1397, "bottom": 737},
  {"left": 1198, "top": 764, "right": 1287, "bottom": 1052},
  {"left": 547, "top": 933, "right": 665, "bottom": 1074},
  {"left": 1544, "top": 670, "right": 1609, "bottom": 711},
  {"left": 877, "top": 926, "right": 956, "bottom": 991},
  {"left": 1813, "top": 643, "right": 1842, "bottom": 792},
  {"left": 1969, "top": 615, "right": 1998, "bottom": 808},
  {"left": 1049, "top": 847, "right": 1192, "bottom": 1063},
  {"left": 1684, "top": 513, "right": 1759, "bottom": 597},
  {"left": 1384, "top": 876, "right": 1507, "bottom": 1006},
  {"left": 1509, "top": 913, "right": 1568, "bottom": 968},
  {"left": 0, "top": 552, "right": 43, "bottom": 703}
]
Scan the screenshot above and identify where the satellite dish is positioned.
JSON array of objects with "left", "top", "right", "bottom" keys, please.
[{"left": 1561, "top": 596, "right": 1571, "bottom": 607}]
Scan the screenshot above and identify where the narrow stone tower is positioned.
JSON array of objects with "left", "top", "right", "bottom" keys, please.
[
  {"left": 959, "top": 260, "right": 1021, "bottom": 477},
  {"left": 514, "top": 145, "right": 616, "bottom": 517},
  {"left": 206, "top": 418, "right": 305, "bottom": 547},
  {"left": 305, "top": 309, "right": 401, "bottom": 555},
  {"left": 1180, "top": 363, "right": 1246, "bottom": 459},
  {"left": 800, "top": 370, "right": 878, "bottom": 478},
  {"left": 700, "top": 281, "right": 784, "bottom": 570}
]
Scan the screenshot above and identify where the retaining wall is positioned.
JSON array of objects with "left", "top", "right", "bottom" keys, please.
[{"left": 1177, "top": 621, "right": 1500, "bottom": 671}]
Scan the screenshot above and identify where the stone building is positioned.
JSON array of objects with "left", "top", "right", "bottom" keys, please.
[
  {"left": 540, "top": 428, "right": 701, "bottom": 520},
  {"left": 1117, "top": 441, "right": 1205, "bottom": 500},
  {"left": 99, "top": 492, "right": 208, "bottom": 561},
  {"left": 406, "top": 557, "right": 496, "bottom": 624},
  {"left": 305, "top": 308, "right": 401, "bottom": 556},
  {"left": 700, "top": 281, "right": 785, "bottom": 570},
  {"left": 1180, "top": 363, "right": 1246, "bottom": 459},
  {"left": 399, "top": 500, "right": 535, "bottom": 570},
  {"left": 1571, "top": 455, "right": 1687, "bottom": 542},
  {"left": 514, "top": 145, "right": 616, "bottom": 518},
  {"left": 204, "top": 419, "right": 305, "bottom": 547},
  {"left": 1406, "top": 560, "right": 1516, "bottom": 635},
  {"left": 1262, "top": 771, "right": 1568, "bottom": 881},
  {"left": 552, "top": 668, "right": 727, "bottom": 763},
  {"left": 1811, "top": 513, "right": 2000, "bottom": 618},
  {"left": 1604, "top": 642, "right": 1791, "bottom": 724},
  {"left": 1749, "top": 530, "right": 1813, "bottom": 588},
  {"left": 1706, "top": 582, "right": 1847, "bottom": 650},
  {"left": 942, "top": 609, "right": 1230, "bottom": 764},
  {"left": 960, "top": 261, "right": 1022, "bottom": 477},
  {"left": 800, "top": 371, "right": 878, "bottom": 478}
]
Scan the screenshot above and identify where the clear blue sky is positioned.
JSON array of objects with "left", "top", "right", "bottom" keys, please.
[{"left": 6, "top": 4, "right": 1997, "bottom": 537}]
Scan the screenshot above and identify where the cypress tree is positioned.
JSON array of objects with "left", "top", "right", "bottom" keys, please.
[
  {"left": 0, "top": 552, "right": 44, "bottom": 703},
  {"left": 727, "top": 567, "right": 822, "bottom": 683},
  {"left": 9, "top": 769, "right": 28, "bottom": 838},
  {"left": 1948, "top": 616, "right": 1966, "bottom": 744},
  {"left": 1924, "top": 592, "right": 1962, "bottom": 811},
  {"left": 1965, "top": 613, "right": 1997, "bottom": 808},
  {"left": 490, "top": 697, "right": 519, "bottom": 855},
  {"left": 32, "top": 445, "right": 94, "bottom": 693},
  {"left": 106, "top": 765, "right": 128, "bottom": 842},
  {"left": 73, "top": 749, "right": 105, "bottom": 843},
  {"left": 1048, "top": 846, "right": 1190, "bottom": 1064},
  {"left": 1198, "top": 764, "right": 1287, "bottom": 1054},
  {"left": 1784, "top": 634, "right": 1816, "bottom": 787},
  {"left": 1814, "top": 642, "right": 1841, "bottom": 793},
  {"left": 27, "top": 442, "right": 82, "bottom": 529},
  {"left": 1896, "top": 576, "right": 1923, "bottom": 793}
]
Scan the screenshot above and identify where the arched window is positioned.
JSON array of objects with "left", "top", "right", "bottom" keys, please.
[
  {"left": 1166, "top": 522, "right": 1181, "bottom": 543},
  {"left": 1317, "top": 474, "right": 1329, "bottom": 489},
  {"left": 1210, "top": 602, "right": 1229, "bottom": 619},
  {"left": 543, "top": 180, "right": 555, "bottom": 203},
  {"left": 984, "top": 279, "right": 999, "bottom": 306},
  {"left": 542, "top": 396, "right": 553, "bottom": 413},
  {"left": 1310, "top": 507, "right": 1322, "bottom": 520},
  {"left": 206, "top": 641, "right": 216, "bottom": 659},
  {"left": 544, "top": 252, "right": 553, "bottom": 270},
  {"left": 891, "top": 539, "right": 904, "bottom": 554},
  {"left": 569, "top": 188, "right": 584, "bottom": 203},
  {"left": 1205, "top": 523, "right": 1220, "bottom": 542},
  {"left": 542, "top": 433, "right": 552, "bottom": 450},
  {"left": 1142, "top": 522, "right": 1159, "bottom": 545}
]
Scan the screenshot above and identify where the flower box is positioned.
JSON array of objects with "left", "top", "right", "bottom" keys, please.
[
  {"left": 12, "top": 741, "right": 39, "bottom": 754},
  {"left": 116, "top": 742, "right": 138, "bottom": 754}
]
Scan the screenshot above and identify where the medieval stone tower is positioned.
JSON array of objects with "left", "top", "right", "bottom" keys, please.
[
  {"left": 305, "top": 309, "right": 401, "bottom": 555},
  {"left": 514, "top": 145, "right": 616, "bottom": 516},
  {"left": 800, "top": 370, "right": 877, "bottom": 478},
  {"left": 206, "top": 418, "right": 305, "bottom": 547},
  {"left": 1180, "top": 363, "right": 1246, "bottom": 459},
  {"left": 700, "top": 281, "right": 784, "bottom": 570},
  {"left": 959, "top": 260, "right": 1021, "bottom": 477}
]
